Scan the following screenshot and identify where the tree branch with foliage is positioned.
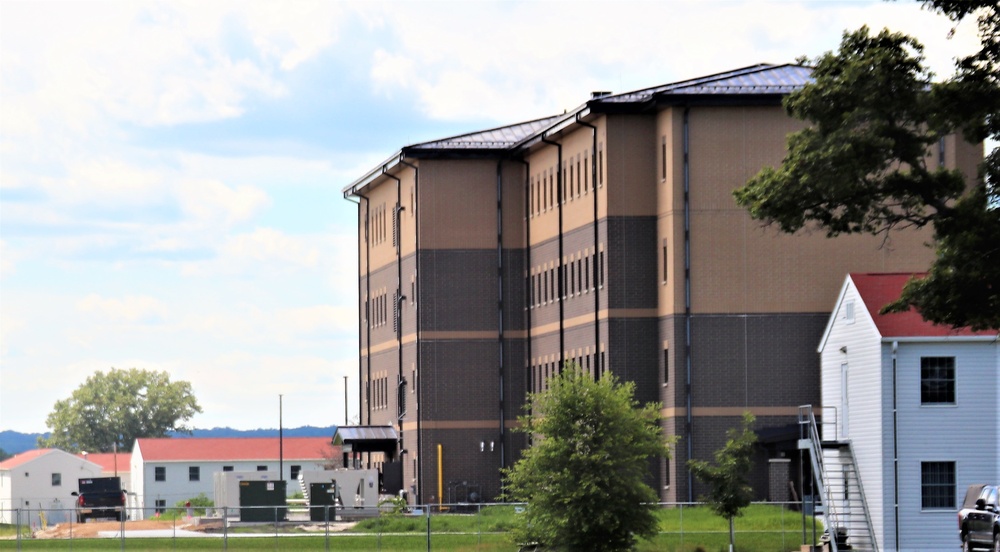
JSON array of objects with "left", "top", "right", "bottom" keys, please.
[
  {"left": 502, "top": 365, "right": 673, "bottom": 552},
  {"left": 734, "top": 1, "right": 999, "bottom": 331},
  {"left": 688, "top": 412, "right": 758, "bottom": 552},
  {"left": 39, "top": 368, "right": 202, "bottom": 453}
]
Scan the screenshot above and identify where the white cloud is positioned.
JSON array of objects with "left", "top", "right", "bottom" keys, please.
[
  {"left": 77, "top": 293, "right": 169, "bottom": 324},
  {"left": 178, "top": 179, "right": 271, "bottom": 226},
  {"left": 219, "top": 228, "right": 320, "bottom": 268}
]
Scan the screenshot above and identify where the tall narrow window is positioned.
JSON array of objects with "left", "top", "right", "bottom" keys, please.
[
  {"left": 599, "top": 251, "right": 605, "bottom": 287},
  {"left": 662, "top": 242, "right": 669, "bottom": 283},
  {"left": 155, "top": 467, "right": 166, "bottom": 482},
  {"left": 598, "top": 143, "right": 604, "bottom": 187},
  {"left": 189, "top": 466, "right": 200, "bottom": 482},
  {"left": 663, "top": 348, "right": 670, "bottom": 385},
  {"left": 661, "top": 136, "right": 667, "bottom": 181},
  {"left": 584, "top": 256, "right": 590, "bottom": 291}
]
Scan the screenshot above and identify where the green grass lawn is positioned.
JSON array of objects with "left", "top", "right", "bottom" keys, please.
[{"left": 0, "top": 504, "right": 824, "bottom": 551}]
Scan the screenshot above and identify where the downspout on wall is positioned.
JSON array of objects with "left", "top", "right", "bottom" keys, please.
[
  {"left": 540, "top": 134, "right": 565, "bottom": 368},
  {"left": 495, "top": 159, "right": 506, "bottom": 475},
  {"left": 575, "top": 116, "right": 601, "bottom": 370},
  {"left": 891, "top": 340, "right": 899, "bottom": 549},
  {"left": 345, "top": 193, "right": 366, "bottom": 438},
  {"left": 399, "top": 157, "right": 420, "bottom": 501},
  {"left": 382, "top": 169, "right": 406, "bottom": 465},
  {"left": 683, "top": 107, "right": 694, "bottom": 502}
]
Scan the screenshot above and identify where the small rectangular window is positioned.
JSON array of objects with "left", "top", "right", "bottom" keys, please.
[
  {"left": 921, "top": 357, "right": 956, "bottom": 404},
  {"left": 52, "top": 473, "right": 61, "bottom": 486},
  {"left": 155, "top": 499, "right": 166, "bottom": 514},
  {"left": 662, "top": 243, "right": 668, "bottom": 283},
  {"left": 257, "top": 465, "right": 267, "bottom": 472},
  {"left": 189, "top": 466, "right": 200, "bottom": 482},
  {"left": 155, "top": 466, "right": 166, "bottom": 482},
  {"left": 290, "top": 465, "right": 301, "bottom": 480},
  {"left": 845, "top": 301, "right": 855, "bottom": 324},
  {"left": 661, "top": 136, "right": 667, "bottom": 181},
  {"left": 921, "top": 461, "right": 956, "bottom": 509},
  {"left": 223, "top": 466, "right": 234, "bottom": 472},
  {"left": 663, "top": 349, "right": 670, "bottom": 385}
]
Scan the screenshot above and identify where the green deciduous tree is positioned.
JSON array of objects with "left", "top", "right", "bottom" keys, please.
[
  {"left": 39, "top": 368, "right": 202, "bottom": 453},
  {"left": 734, "top": 1, "right": 1000, "bottom": 331},
  {"left": 502, "top": 365, "right": 673, "bottom": 552},
  {"left": 688, "top": 412, "right": 758, "bottom": 552}
]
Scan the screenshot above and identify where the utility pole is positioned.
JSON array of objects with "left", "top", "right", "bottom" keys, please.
[{"left": 279, "top": 394, "right": 284, "bottom": 482}]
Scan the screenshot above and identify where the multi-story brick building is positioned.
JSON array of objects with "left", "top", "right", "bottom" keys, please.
[{"left": 342, "top": 64, "right": 981, "bottom": 504}]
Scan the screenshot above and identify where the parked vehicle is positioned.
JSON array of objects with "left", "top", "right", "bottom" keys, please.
[
  {"left": 72, "top": 477, "right": 127, "bottom": 522},
  {"left": 959, "top": 484, "right": 1000, "bottom": 552}
]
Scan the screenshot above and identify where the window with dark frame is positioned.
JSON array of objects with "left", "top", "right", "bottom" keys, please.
[
  {"left": 52, "top": 473, "right": 61, "bottom": 486},
  {"left": 921, "top": 461, "right": 956, "bottom": 509},
  {"left": 155, "top": 466, "right": 166, "bottom": 482},
  {"left": 189, "top": 466, "right": 200, "bottom": 482},
  {"left": 223, "top": 466, "right": 234, "bottom": 472},
  {"left": 290, "top": 465, "right": 301, "bottom": 480},
  {"left": 663, "top": 348, "right": 669, "bottom": 385},
  {"left": 921, "top": 357, "right": 956, "bottom": 404},
  {"left": 257, "top": 465, "right": 267, "bottom": 472},
  {"left": 155, "top": 499, "right": 166, "bottom": 514}
]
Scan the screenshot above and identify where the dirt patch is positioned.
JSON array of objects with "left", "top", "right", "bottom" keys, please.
[{"left": 34, "top": 520, "right": 202, "bottom": 539}]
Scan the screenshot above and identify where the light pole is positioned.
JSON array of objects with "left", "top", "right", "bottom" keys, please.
[
  {"left": 343, "top": 376, "right": 349, "bottom": 426},
  {"left": 279, "top": 394, "right": 283, "bottom": 482}
]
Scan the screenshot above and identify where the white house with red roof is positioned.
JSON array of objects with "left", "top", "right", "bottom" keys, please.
[
  {"left": 818, "top": 273, "right": 999, "bottom": 552},
  {"left": 0, "top": 449, "right": 103, "bottom": 526},
  {"left": 130, "top": 437, "right": 338, "bottom": 520}
]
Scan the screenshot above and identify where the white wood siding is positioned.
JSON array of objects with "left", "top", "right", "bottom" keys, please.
[{"left": 820, "top": 280, "right": 888, "bottom": 548}]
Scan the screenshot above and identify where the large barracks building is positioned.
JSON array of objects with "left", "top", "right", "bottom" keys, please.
[{"left": 342, "top": 64, "right": 981, "bottom": 504}]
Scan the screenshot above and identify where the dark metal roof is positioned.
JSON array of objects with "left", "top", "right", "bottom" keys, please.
[
  {"left": 594, "top": 64, "right": 812, "bottom": 105},
  {"left": 405, "top": 116, "right": 561, "bottom": 151},
  {"left": 334, "top": 425, "right": 398, "bottom": 443},
  {"left": 343, "top": 64, "right": 813, "bottom": 195}
]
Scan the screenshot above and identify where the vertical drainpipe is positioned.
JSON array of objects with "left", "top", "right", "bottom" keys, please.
[
  {"left": 575, "top": 116, "right": 600, "bottom": 369},
  {"left": 399, "top": 157, "right": 420, "bottom": 502},
  {"left": 516, "top": 158, "right": 532, "bottom": 445},
  {"left": 355, "top": 190, "right": 373, "bottom": 433},
  {"left": 891, "top": 340, "right": 899, "bottom": 549},
  {"left": 683, "top": 107, "right": 694, "bottom": 502},
  {"left": 540, "top": 134, "right": 565, "bottom": 367},
  {"left": 495, "top": 159, "right": 506, "bottom": 477},
  {"left": 382, "top": 168, "right": 405, "bottom": 464}
]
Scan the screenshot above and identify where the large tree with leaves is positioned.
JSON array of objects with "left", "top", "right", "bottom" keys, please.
[
  {"left": 734, "top": 1, "right": 999, "bottom": 331},
  {"left": 502, "top": 365, "right": 673, "bottom": 552},
  {"left": 39, "top": 368, "right": 202, "bottom": 453}
]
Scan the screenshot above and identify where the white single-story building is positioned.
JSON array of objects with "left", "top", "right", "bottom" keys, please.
[
  {"left": 819, "top": 273, "right": 999, "bottom": 552},
  {"left": 0, "top": 449, "right": 103, "bottom": 526},
  {"left": 130, "top": 437, "right": 339, "bottom": 520}
]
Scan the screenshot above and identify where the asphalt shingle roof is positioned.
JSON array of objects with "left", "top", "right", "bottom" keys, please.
[{"left": 135, "top": 437, "right": 337, "bottom": 463}]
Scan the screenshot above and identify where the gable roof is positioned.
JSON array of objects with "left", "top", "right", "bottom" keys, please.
[
  {"left": 78, "top": 452, "right": 130, "bottom": 474},
  {"left": 0, "top": 448, "right": 56, "bottom": 470},
  {"left": 851, "top": 273, "right": 997, "bottom": 339},
  {"left": 0, "top": 448, "right": 102, "bottom": 472},
  {"left": 135, "top": 437, "right": 337, "bottom": 463}
]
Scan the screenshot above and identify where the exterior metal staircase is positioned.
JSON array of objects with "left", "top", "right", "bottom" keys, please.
[
  {"left": 798, "top": 405, "right": 878, "bottom": 552},
  {"left": 298, "top": 474, "right": 310, "bottom": 503}
]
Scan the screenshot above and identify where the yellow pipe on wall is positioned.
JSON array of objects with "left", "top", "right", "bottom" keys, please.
[{"left": 437, "top": 443, "right": 443, "bottom": 512}]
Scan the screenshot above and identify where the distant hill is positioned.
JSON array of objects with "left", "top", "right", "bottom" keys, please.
[{"left": 0, "top": 426, "right": 337, "bottom": 456}]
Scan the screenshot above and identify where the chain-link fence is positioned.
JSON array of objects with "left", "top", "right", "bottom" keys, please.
[{"left": 1, "top": 501, "right": 825, "bottom": 551}]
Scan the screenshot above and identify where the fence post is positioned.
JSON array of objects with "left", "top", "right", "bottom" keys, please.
[
  {"left": 426, "top": 505, "right": 431, "bottom": 552},
  {"left": 15, "top": 508, "right": 21, "bottom": 552},
  {"left": 222, "top": 506, "right": 228, "bottom": 551}
]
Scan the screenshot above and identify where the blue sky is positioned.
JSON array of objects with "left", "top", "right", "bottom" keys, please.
[{"left": 0, "top": 0, "right": 985, "bottom": 433}]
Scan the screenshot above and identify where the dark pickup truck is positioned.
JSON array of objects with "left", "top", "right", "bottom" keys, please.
[
  {"left": 958, "top": 483, "right": 1000, "bottom": 552},
  {"left": 72, "top": 477, "right": 127, "bottom": 522}
]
